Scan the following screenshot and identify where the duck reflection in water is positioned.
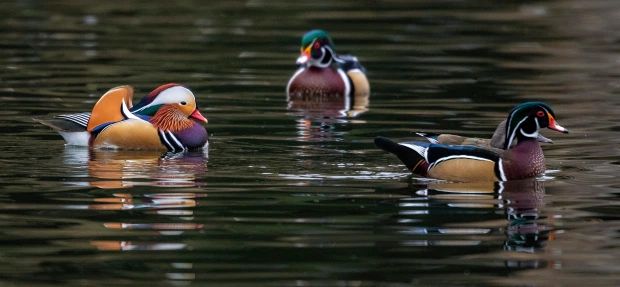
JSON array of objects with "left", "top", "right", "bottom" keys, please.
[
  {"left": 63, "top": 147, "right": 208, "bottom": 189},
  {"left": 63, "top": 147, "right": 206, "bottom": 257},
  {"left": 288, "top": 89, "right": 369, "bottom": 142},
  {"left": 65, "top": 148, "right": 207, "bottom": 275},
  {"left": 412, "top": 179, "right": 552, "bottom": 254}
]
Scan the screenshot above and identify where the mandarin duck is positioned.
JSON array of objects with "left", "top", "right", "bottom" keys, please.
[
  {"left": 375, "top": 102, "right": 568, "bottom": 182},
  {"left": 286, "top": 29, "right": 370, "bottom": 114},
  {"left": 36, "top": 83, "right": 208, "bottom": 152}
]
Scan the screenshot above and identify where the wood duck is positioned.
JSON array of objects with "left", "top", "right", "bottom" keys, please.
[
  {"left": 286, "top": 29, "right": 370, "bottom": 115},
  {"left": 375, "top": 102, "right": 568, "bottom": 182},
  {"left": 36, "top": 83, "right": 208, "bottom": 152}
]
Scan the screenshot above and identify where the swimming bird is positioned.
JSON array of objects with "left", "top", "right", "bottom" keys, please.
[
  {"left": 375, "top": 102, "right": 568, "bottom": 182},
  {"left": 286, "top": 29, "right": 370, "bottom": 114},
  {"left": 36, "top": 83, "right": 208, "bottom": 152}
]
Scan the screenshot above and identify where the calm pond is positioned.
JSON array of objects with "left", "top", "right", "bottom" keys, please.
[{"left": 1, "top": 1, "right": 619, "bottom": 286}]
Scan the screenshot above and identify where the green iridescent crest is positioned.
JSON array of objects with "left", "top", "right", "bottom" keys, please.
[{"left": 301, "top": 29, "right": 334, "bottom": 49}]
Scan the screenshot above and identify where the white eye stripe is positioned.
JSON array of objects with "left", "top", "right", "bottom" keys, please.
[{"left": 135, "top": 86, "right": 195, "bottom": 112}]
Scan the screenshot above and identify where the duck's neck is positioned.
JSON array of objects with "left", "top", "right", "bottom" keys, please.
[{"left": 150, "top": 105, "right": 194, "bottom": 132}]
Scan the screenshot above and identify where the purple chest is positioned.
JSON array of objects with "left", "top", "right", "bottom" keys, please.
[
  {"left": 287, "top": 67, "right": 350, "bottom": 112},
  {"left": 173, "top": 123, "right": 208, "bottom": 149},
  {"left": 501, "top": 140, "right": 546, "bottom": 180}
]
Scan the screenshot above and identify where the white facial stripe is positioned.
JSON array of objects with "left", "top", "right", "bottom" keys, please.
[
  {"left": 520, "top": 117, "right": 539, "bottom": 138},
  {"left": 507, "top": 116, "right": 528, "bottom": 149},
  {"left": 308, "top": 44, "right": 334, "bottom": 68},
  {"left": 151, "top": 86, "right": 194, "bottom": 105},
  {"left": 138, "top": 86, "right": 195, "bottom": 111}
]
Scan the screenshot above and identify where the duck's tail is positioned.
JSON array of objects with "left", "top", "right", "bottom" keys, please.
[
  {"left": 34, "top": 114, "right": 90, "bottom": 146},
  {"left": 374, "top": 136, "right": 429, "bottom": 176}
]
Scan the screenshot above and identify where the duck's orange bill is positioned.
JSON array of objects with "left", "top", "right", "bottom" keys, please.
[
  {"left": 190, "top": 109, "right": 208, "bottom": 123},
  {"left": 296, "top": 45, "right": 312, "bottom": 65},
  {"left": 548, "top": 115, "right": 568, "bottom": 133}
]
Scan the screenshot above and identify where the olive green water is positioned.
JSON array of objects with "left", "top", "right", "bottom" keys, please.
[{"left": 1, "top": 1, "right": 619, "bottom": 286}]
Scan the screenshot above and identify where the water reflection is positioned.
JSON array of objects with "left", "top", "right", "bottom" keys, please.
[
  {"left": 288, "top": 84, "right": 369, "bottom": 142},
  {"left": 412, "top": 179, "right": 551, "bottom": 254},
  {"left": 287, "top": 88, "right": 369, "bottom": 118},
  {"left": 63, "top": 148, "right": 208, "bottom": 189}
]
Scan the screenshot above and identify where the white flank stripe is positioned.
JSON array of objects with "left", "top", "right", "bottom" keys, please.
[
  {"left": 498, "top": 158, "right": 507, "bottom": 181},
  {"left": 337, "top": 68, "right": 351, "bottom": 109},
  {"left": 286, "top": 67, "right": 305, "bottom": 100}
]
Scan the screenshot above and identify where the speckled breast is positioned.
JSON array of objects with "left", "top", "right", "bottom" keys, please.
[
  {"left": 287, "top": 67, "right": 349, "bottom": 113},
  {"left": 501, "top": 140, "right": 546, "bottom": 180}
]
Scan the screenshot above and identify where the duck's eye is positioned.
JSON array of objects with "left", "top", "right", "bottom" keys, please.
[
  {"left": 313, "top": 42, "right": 320, "bottom": 49},
  {"left": 180, "top": 101, "right": 187, "bottom": 106},
  {"left": 536, "top": 111, "right": 545, "bottom": 117}
]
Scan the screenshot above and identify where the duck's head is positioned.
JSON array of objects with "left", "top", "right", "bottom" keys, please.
[
  {"left": 504, "top": 102, "right": 568, "bottom": 149},
  {"left": 296, "top": 29, "right": 336, "bottom": 68},
  {"left": 134, "top": 83, "right": 208, "bottom": 131}
]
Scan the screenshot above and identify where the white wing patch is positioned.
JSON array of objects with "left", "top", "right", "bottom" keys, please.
[{"left": 400, "top": 143, "right": 427, "bottom": 157}]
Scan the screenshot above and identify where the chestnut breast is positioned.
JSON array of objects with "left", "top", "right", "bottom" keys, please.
[
  {"left": 502, "top": 140, "right": 545, "bottom": 180},
  {"left": 287, "top": 67, "right": 349, "bottom": 112}
]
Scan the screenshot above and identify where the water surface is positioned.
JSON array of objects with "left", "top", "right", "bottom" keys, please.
[{"left": 1, "top": 1, "right": 619, "bottom": 286}]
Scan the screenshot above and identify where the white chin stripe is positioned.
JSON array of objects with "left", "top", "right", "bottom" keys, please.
[{"left": 520, "top": 117, "right": 540, "bottom": 138}]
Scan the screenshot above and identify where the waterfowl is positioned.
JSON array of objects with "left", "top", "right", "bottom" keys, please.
[
  {"left": 286, "top": 29, "right": 370, "bottom": 114},
  {"left": 375, "top": 102, "right": 568, "bottom": 182},
  {"left": 36, "top": 83, "right": 208, "bottom": 151}
]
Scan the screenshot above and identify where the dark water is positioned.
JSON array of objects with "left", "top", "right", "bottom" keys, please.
[{"left": 1, "top": 1, "right": 619, "bottom": 286}]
